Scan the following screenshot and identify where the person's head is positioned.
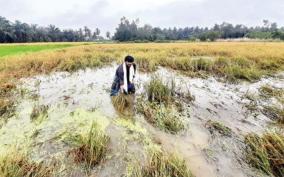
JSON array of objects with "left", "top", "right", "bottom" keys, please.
[{"left": 124, "top": 55, "right": 135, "bottom": 67}]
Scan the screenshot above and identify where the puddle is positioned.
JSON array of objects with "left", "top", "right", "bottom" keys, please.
[{"left": 1, "top": 63, "right": 283, "bottom": 177}]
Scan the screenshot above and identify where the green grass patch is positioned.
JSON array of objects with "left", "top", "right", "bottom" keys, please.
[{"left": 0, "top": 44, "right": 74, "bottom": 58}]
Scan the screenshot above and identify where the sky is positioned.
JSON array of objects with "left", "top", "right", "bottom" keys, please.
[{"left": 1, "top": 0, "right": 284, "bottom": 34}]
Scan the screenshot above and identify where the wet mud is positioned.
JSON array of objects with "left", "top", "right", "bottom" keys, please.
[{"left": 0, "top": 63, "right": 283, "bottom": 177}]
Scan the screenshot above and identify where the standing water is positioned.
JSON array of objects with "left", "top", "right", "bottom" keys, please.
[{"left": 0, "top": 63, "right": 283, "bottom": 177}]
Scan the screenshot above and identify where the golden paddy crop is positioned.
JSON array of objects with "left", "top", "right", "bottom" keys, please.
[
  {"left": 1, "top": 42, "right": 284, "bottom": 83},
  {"left": 1, "top": 42, "right": 284, "bottom": 80}
]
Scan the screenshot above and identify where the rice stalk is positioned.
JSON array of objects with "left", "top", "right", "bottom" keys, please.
[
  {"left": 129, "top": 149, "right": 193, "bottom": 177},
  {"left": 205, "top": 120, "right": 232, "bottom": 136},
  {"left": 66, "top": 121, "right": 110, "bottom": 170},
  {"left": 0, "top": 149, "right": 53, "bottom": 177},
  {"left": 245, "top": 132, "right": 284, "bottom": 177}
]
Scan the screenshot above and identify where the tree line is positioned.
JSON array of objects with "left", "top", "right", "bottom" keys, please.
[
  {"left": 0, "top": 16, "right": 110, "bottom": 43},
  {"left": 1, "top": 16, "right": 284, "bottom": 43},
  {"left": 113, "top": 17, "right": 284, "bottom": 41}
]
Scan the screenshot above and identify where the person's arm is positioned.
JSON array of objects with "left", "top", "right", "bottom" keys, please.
[
  {"left": 116, "top": 66, "right": 124, "bottom": 92},
  {"left": 133, "top": 63, "right": 137, "bottom": 75},
  {"left": 132, "top": 63, "right": 137, "bottom": 82}
]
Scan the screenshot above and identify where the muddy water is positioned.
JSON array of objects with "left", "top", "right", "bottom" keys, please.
[{"left": 1, "top": 63, "right": 283, "bottom": 177}]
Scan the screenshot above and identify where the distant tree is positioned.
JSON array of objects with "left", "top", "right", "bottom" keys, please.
[
  {"left": 92, "top": 32, "right": 97, "bottom": 40},
  {"left": 84, "top": 26, "right": 92, "bottom": 41},
  {"left": 92, "top": 28, "right": 101, "bottom": 40},
  {"left": 106, "top": 31, "right": 111, "bottom": 39},
  {"left": 263, "top": 20, "right": 270, "bottom": 29},
  {"left": 272, "top": 30, "right": 284, "bottom": 40},
  {"left": 78, "top": 28, "right": 84, "bottom": 41},
  {"left": 95, "top": 28, "right": 100, "bottom": 36},
  {"left": 113, "top": 17, "right": 139, "bottom": 41},
  {"left": 0, "top": 17, "right": 14, "bottom": 42},
  {"left": 137, "top": 24, "right": 152, "bottom": 40},
  {"left": 207, "top": 31, "right": 221, "bottom": 41},
  {"left": 152, "top": 27, "right": 165, "bottom": 40},
  {"left": 245, "top": 31, "right": 272, "bottom": 39},
  {"left": 0, "top": 16, "right": 97, "bottom": 43},
  {"left": 47, "top": 25, "right": 61, "bottom": 42},
  {"left": 270, "top": 22, "right": 278, "bottom": 32}
]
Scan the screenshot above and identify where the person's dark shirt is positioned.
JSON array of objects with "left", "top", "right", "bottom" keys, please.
[
  {"left": 115, "top": 63, "right": 136, "bottom": 86},
  {"left": 126, "top": 65, "right": 130, "bottom": 84}
]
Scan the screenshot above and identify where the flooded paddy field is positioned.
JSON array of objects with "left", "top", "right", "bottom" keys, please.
[{"left": 0, "top": 63, "right": 283, "bottom": 177}]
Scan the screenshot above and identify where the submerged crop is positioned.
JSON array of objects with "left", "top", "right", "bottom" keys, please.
[
  {"left": 205, "top": 120, "right": 232, "bottom": 136},
  {"left": 66, "top": 121, "right": 110, "bottom": 170},
  {"left": 128, "top": 149, "right": 193, "bottom": 177},
  {"left": 0, "top": 148, "right": 54, "bottom": 177},
  {"left": 137, "top": 101, "right": 185, "bottom": 134}
]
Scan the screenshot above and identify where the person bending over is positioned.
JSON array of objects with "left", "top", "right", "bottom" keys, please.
[{"left": 110, "top": 55, "right": 136, "bottom": 96}]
